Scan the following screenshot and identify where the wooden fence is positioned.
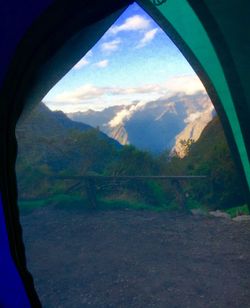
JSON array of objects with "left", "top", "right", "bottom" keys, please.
[{"left": 53, "top": 175, "right": 207, "bottom": 210}]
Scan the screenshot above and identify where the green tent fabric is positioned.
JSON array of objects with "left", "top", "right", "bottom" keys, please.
[
  {"left": 138, "top": 0, "right": 250, "bottom": 190},
  {"left": 0, "top": 0, "right": 249, "bottom": 305}
]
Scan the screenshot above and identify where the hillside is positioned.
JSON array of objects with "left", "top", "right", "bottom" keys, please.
[
  {"left": 165, "top": 116, "right": 247, "bottom": 209},
  {"left": 16, "top": 103, "right": 121, "bottom": 199},
  {"left": 18, "top": 103, "right": 94, "bottom": 136},
  {"left": 16, "top": 103, "right": 246, "bottom": 210}
]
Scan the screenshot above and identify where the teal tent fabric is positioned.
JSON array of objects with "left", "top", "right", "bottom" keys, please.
[
  {"left": 138, "top": 0, "right": 250, "bottom": 190},
  {"left": 0, "top": 0, "right": 249, "bottom": 305}
]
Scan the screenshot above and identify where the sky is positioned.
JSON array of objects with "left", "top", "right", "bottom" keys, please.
[{"left": 43, "top": 3, "right": 205, "bottom": 113}]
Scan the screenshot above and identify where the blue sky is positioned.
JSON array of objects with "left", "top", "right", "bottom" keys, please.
[{"left": 44, "top": 3, "right": 205, "bottom": 113}]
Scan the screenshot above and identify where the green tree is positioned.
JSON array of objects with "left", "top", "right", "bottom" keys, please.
[{"left": 179, "top": 138, "right": 195, "bottom": 156}]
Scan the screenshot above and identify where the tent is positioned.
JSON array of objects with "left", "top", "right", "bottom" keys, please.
[{"left": 0, "top": 0, "right": 249, "bottom": 306}]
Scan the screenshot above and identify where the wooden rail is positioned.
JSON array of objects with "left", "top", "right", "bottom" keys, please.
[
  {"left": 53, "top": 175, "right": 207, "bottom": 180},
  {"left": 52, "top": 175, "right": 207, "bottom": 210}
]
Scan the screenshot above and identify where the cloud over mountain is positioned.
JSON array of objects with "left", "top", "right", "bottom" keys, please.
[{"left": 67, "top": 91, "right": 215, "bottom": 153}]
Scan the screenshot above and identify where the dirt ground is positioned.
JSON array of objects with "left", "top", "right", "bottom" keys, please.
[{"left": 21, "top": 206, "right": 250, "bottom": 308}]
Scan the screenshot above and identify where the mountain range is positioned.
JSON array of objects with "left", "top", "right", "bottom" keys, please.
[
  {"left": 16, "top": 103, "right": 120, "bottom": 199},
  {"left": 67, "top": 91, "right": 215, "bottom": 155},
  {"left": 16, "top": 103, "right": 120, "bottom": 170},
  {"left": 15, "top": 102, "right": 246, "bottom": 210}
]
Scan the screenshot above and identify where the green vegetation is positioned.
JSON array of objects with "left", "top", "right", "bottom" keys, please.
[
  {"left": 19, "top": 194, "right": 84, "bottom": 214},
  {"left": 165, "top": 117, "right": 247, "bottom": 210},
  {"left": 16, "top": 107, "right": 248, "bottom": 215},
  {"left": 225, "top": 204, "right": 249, "bottom": 218},
  {"left": 19, "top": 193, "right": 180, "bottom": 214}
]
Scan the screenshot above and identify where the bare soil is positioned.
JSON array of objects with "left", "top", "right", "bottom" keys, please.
[{"left": 21, "top": 206, "right": 250, "bottom": 308}]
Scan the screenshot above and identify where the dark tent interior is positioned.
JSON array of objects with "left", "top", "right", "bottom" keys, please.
[{"left": 0, "top": 0, "right": 249, "bottom": 306}]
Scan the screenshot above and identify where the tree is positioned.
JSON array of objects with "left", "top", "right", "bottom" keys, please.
[{"left": 179, "top": 138, "right": 195, "bottom": 157}]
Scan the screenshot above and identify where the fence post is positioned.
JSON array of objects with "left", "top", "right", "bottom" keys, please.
[
  {"left": 171, "top": 179, "right": 187, "bottom": 212},
  {"left": 85, "top": 178, "right": 97, "bottom": 209}
]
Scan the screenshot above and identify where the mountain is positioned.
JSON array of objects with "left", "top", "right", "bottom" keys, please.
[
  {"left": 67, "top": 91, "right": 214, "bottom": 154},
  {"left": 15, "top": 102, "right": 161, "bottom": 202},
  {"left": 17, "top": 102, "right": 93, "bottom": 137},
  {"left": 166, "top": 116, "right": 247, "bottom": 209},
  {"left": 16, "top": 102, "right": 121, "bottom": 172},
  {"left": 16, "top": 102, "right": 246, "bottom": 209},
  {"left": 16, "top": 103, "right": 120, "bottom": 199},
  {"left": 173, "top": 104, "right": 215, "bottom": 157}
]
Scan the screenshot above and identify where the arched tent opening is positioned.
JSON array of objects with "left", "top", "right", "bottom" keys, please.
[{"left": 0, "top": 0, "right": 249, "bottom": 306}]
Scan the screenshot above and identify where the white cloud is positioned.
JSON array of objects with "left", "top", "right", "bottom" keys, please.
[
  {"left": 73, "top": 58, "right": 89, "bottom": 70},
  {"left": 49, "top": 76, "right": 205, "bottom": 104},
  {"left": 44, "top": 75, "right": 208, "bottom": 113},
  {"left": 184, "top": 111, "right": 203, "bottom": 123},
  {"left": 101, "top": 39, "right": 122, "bottom": 53},
  {"left": 109, "top": 108, "right": 133, "bottom": 128},
  {"left": 137, "top": 28, "right": 158, "bottom": 48},
  {"left": 86, "top": 50, "right": 93, "bottom": 57},
  {"left": 94, "top": 59, "right": 109, "bottom": 68},
  {"left": 109, "top": 15, "right": 150, "bottom": 35},
  {"left": 165, "top": 75, "right": 206, "bottom": 96},
  {"left": 53, "top": 84, "right": 107, "bottom": 103},
  {"left": 111, "top": 84, "right": 163, "bottom": 95},
  {"left": 73, "top": 50, "right": 93, "bottom": 70},
  {"left": 50, "top": 83, "right": 160, "bottom": 105},
  {"left": 108, "top": 100, "right": 148, "bottom": 128}
]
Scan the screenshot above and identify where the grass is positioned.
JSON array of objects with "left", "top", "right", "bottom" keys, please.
[
  {"left": 19, "top": 199, "right": 48, "bottom": 214},
  {"left": 19, "top": 193, "right": 181, "bottom": 214},
  {"left": 98, "top": 199, "right": 180, "bottom": 212},
  {"left": 19, "top": 193, "right": 249, "bottom": 216},
  {"left": 19, "top": 194, "right": 84, "bottom": 214},
  {"left": 225, "top": 204, "right": 249, "bottom": 218}
]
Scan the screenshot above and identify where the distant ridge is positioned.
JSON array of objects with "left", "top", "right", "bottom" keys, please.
[
  {"left": 17, "top": 102, "right": 120, "bottom": 146},
  {"left": 67, "top": 91, "right": 214, "bottom": 154},
  {"left": 16, "top": 103, "right": 121, "bottom": 199}
]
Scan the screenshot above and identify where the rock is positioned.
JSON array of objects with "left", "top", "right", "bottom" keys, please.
[
  {"left": 172, "top": 103, "right": 214, "bottom": 158},
  {"left": 209, "top": 210, "right": 231, "bottom": 219},
  {"left": 191, "top": 208, "right": 208, "bottom": 216},
  {"left": 232, "top": 215, "right": 250, "bottom": 222}
]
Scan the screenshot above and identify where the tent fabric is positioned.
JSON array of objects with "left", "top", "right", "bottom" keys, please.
[
  {"left": 0, "top": 194, "right": 30, "bottom": 308},
  {"left": 0, "top": 0, "right": 53, "bottom": 87},
  {"left": 0, "top": 1, "right": 132, "bottom": 306},
  {"left": 194, "top": 0, "right": 250, "bottom": 144},
  {"left": 138, "top": 0, "right": 250, "bottom": 189},
  {"left": 0, "top": 0, "right": 249, "bottom": 306}
]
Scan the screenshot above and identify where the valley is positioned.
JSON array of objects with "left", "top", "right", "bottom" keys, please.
[
  {"left": 67, "top": 91, "right": 214, "bottom": 155},
  {"left": 16, "top": 101, "right": 246, "bottom": 212},
  {"left": 16, "top": 95, "right": 248, "bottom": 308}
]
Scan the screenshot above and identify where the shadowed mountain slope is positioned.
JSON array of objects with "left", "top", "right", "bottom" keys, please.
[{"left": 68, "top": 92, "right": 214, "bottom": 153}]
